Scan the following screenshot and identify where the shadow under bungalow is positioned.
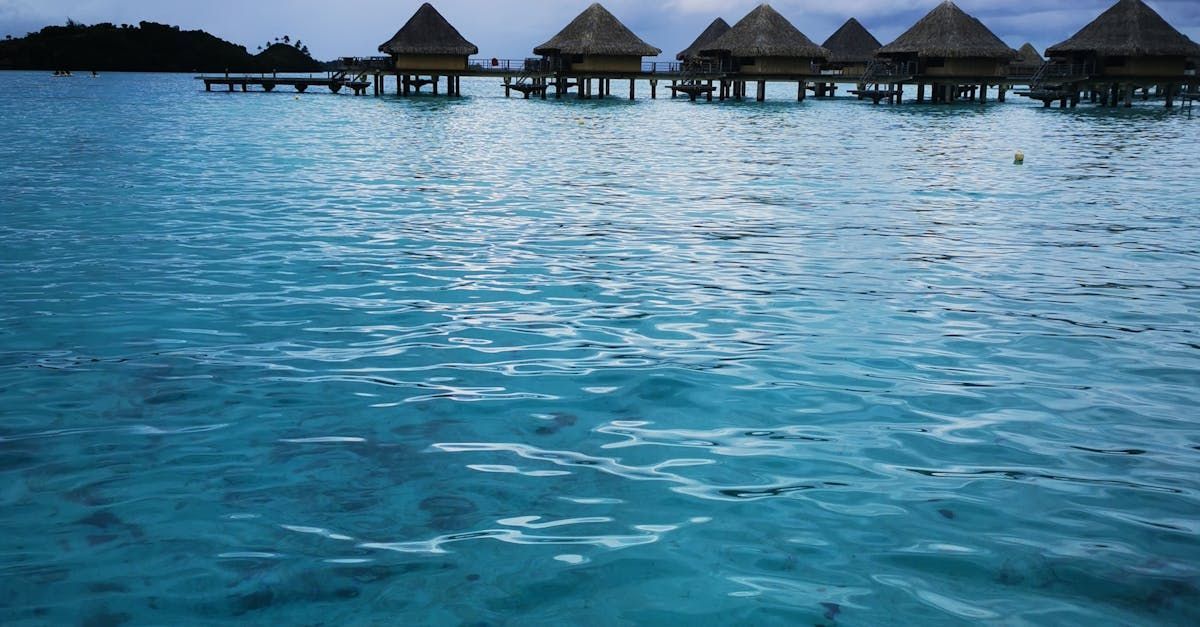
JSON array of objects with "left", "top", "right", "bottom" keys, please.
[{"left": 208, "top": 0, "right": 1199, "bottom": 108}]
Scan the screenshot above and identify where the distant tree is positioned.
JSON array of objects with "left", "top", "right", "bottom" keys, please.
[
  {"left": 257, "top": 45, "right": 263, "bottom": 52},
  {"left": 66, "top": 18, "right": 80, "bottom": 28},
  {"left": 294, "top": 39, "right": 302, "bottom": 49},
  {"left": 4, "top": 35, "right": 12, "bottom": 41},
  {"left": 301, "top": 45, "right": 310, "bottom": 56},
  {"left": 282, "top": 35, "right": 290, "bottom": 45}
]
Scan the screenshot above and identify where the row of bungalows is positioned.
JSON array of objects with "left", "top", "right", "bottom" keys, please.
[
  {"left": 1037, "top": 0, "right": 1200, "bottom": 107},
  {"left": 370, "top": 1, "right": 1199, "bottom": 107}
]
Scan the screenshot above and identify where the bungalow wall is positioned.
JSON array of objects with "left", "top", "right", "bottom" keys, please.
[
  {"left": 920, "top": 57, "right": 1009, "bottom": 78},
  {"left": 393, "top": 54, "right": 469, "bottom": 72},
  {"left": 568, "top": 55, "right": 642, "bottom": 73},
  {"left": 1094, "top": 55, "right": 1188, "bottom": 78},
  {"left": 828, "top": 62, "right": 869, "bottom": 77},
  {"left": 737, "top": 56, "right": 818, "bottom": 76}
]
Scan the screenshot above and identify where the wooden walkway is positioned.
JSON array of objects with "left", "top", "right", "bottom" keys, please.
[
  {"left": 198, "top": 74, "right": 372, "bottom": 95},
  {"left": 198, "top": 57, "right": 1199, "bottom": 109}
]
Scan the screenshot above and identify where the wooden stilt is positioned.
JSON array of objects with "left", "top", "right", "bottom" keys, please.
[
  {"left": 1124, "top": 84, "right": 1133, "bottom": 108},
  {"left": 651, "top": 79, "right": 657, "bottom": 99},
  {"left": 707, "top": 80, "right": 713, "bottom": 102},
  {"left": 797, "top": 81, "right": 805, "bottom": 102},
  {"left": 1165, "top": 83, "right": 1175, "bottom": 109}
]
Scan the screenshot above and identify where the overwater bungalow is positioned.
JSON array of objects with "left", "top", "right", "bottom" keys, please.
[
  {"left": 1016, "top": 43, "right": 1044, "bottom": 66},
  {"left": 1043, "top": 0, "right": 1200, "bottom": 107},
  {"left": 677, "top": 18, "right": 731, "bottom": 66},
  {"left": 378, "top": 2, "right": 477, "bottom": 96},
  {"left": 1007, "top": 42, "right": 1044, "bottom": 83},
  {"left": 820, "top": 18, "right": 882, "bottom": 97},
  {"left": 875, "top": 0, "right": 1017, "bottom": 104},
  {"left": 533, "top": 3, "right": 660, "bottom": 99},
  {"left": 534, "top": 3, "right": 660, "bottom": 74},
  {"left": 700, "top": 4, "right": 830, "bottom": 102}
]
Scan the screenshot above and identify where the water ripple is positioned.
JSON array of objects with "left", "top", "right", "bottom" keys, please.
[{"left": 1, "top": 72, "right": 1198, "bottom": 625}]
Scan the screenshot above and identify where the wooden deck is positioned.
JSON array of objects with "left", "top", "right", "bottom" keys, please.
[
  {"left": 198, "top": 74, "right": 372, "bottom": 95},
  {"left": 197, "top": 56, "right": 1199, "bottom": 108}
]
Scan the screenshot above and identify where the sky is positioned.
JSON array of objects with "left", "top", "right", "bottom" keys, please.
[{"left": 2, "top": 0, "right": 1198, "bottom": 61}]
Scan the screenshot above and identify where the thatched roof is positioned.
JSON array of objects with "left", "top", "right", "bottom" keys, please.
[
  {"left": 534, "top": 3, "right": 661, "bottom": 57},
  {"left": 702, "top": 4, "right": 829, "bottom": 59},
  {"left": 677, "top": 18, "right": 731, "bottom": 61},
  {"left": 378, "top": 3, "right": 478, "bottom": 56},
  {"left": 1016, "top": 42, "right": 1043, "bottom": 64},
  {"left": 822, "top": 18, "right": 881, "bottom": 64},
  {"left": 1046, "top": 0, "right": 1200, "bottom": 57},
  {"left": 877, "top": 1, "right": 1017, "bottom": 59}
]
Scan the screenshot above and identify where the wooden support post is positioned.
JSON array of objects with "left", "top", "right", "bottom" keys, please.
[
  {"left": 1165, "top": 83, "right": 1175, "bottom": 109},
  {"left": 707, "top": 80, "right": 713, "bottom": 102},
  {"left": 504, "top": 76, "right": 511, "bottom": 98},
  {"left": 1124, "top": 84, "right": 1133, "bottom": 108},
  {"left": 541, "top": 78, "right": 547, "bottom": 100},
  {"left": 671, "top": 80, "right": 677, "bottom": 98},
  {"left": 916, "top": 83, "right": 924, "bottom": 103},
  {"left": 979, "top": 83, "right": 986, "bottom": 104},
  {"left": 797, "top": 81, "right": 805, "bottom": 102},
  {"left": 756, "top": 80, "right": 765, "bottom": 102},
  {"left": 998, "top": 86, "right": 1006, "bottom": 102},
  {"left": 629, "top": 78, "right": 635, "bottom": 100},
  {"left": 651, "top": 80, "right": 657, "bottom": 99},
  {"left": 432, "top": 75, "right": 439, "bottom": 96}
]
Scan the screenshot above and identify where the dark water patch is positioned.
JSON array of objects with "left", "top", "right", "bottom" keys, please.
[{"left": 80, "top": 609, "right": 131, "bottom": 627}]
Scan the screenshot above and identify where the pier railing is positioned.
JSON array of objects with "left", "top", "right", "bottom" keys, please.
[{"left": 339, "top": 56, "right": 392, "bottom": 71}]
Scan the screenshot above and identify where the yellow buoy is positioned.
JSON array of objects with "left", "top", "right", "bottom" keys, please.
[{"left": 1014, "top": 151, "right": 1025, "bottom": 165}]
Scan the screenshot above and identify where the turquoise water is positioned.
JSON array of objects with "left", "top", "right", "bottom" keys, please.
[{"left": 1, "top": 71, "right": 1199, "bottom": 625}]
